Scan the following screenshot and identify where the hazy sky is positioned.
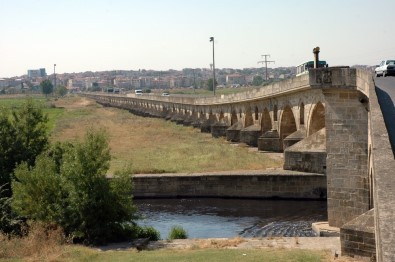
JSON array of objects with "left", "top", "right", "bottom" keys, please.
[{"left": 1, "top": 0, "right": 394, "bottom": 77}]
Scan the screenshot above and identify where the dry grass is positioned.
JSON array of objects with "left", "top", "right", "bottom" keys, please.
[
  {"left": 0, "top": 223, "right": 68, "bottom": 261},
  {"left": 191, "top": 237, "right": 246, "bottom": 249},
  {"left": 50, "top": 96, "right": 283, "bottom": 174},
  {"left": 0, "top": 229, "right": 364, "bottom": 262}
]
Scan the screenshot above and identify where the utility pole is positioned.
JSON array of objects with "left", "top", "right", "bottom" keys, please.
[
  {"left": 209, "top": 37, "right": 216, "bottom": 96},
  {"left": 258, "top": 54, "right": 275, "bottom": 81},
  {"left": 53, "top": 64, "right": 56, "bottom": 88},
  {"left": 193, "top": 69, "right": 196, "bottom": 93}
]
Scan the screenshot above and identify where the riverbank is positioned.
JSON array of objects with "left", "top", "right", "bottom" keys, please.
[
  {"left": 98, "top": 237, "right": 340, "bottom": 253},
  {"left": 96, "top": 237, "right": 364, "bottom": 261}
]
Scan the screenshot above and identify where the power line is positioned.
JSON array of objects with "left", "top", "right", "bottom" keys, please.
[{"left": 258, "top": 54, "right": 275, "bottom": 81}]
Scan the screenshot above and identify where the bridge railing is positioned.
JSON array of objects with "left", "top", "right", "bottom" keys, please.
[
  {"left": 363, "top": 68, "right": 395, "bottom": 262},
  {"left": 84, "top": 74, "right": 310, "bottom": 106}
]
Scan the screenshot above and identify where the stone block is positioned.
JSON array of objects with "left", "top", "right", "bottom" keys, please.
[
  {"left": 257, "top": 130, "right": 282, "bottom": 152},
  {"left": 226, "top": 122, "right": 243, "bottom": 142},
  {"left": 240, "top": 125, "right": 261, "bottom": 147},
  {"left": 211, "top": 123, "right": 229, "bottom": 138}
]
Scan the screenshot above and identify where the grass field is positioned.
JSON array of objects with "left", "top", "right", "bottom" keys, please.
[
  {"left": 49, "top": 95, "right": 282, "bottom": 174},
  {"left": 63, "top": 247, "right": 331, "bottom": 262},
  {"left": 1, "top": 95, "right": 283, "bottom": 174},
  {"left": 0, "top": 243, "right": 333, "bottom": 262},
  {"left": 0, "top": 95, "right": 64, "bottom": 132}
]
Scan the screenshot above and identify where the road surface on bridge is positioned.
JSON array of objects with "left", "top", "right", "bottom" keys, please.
[{"left": 374, "top": 76, "right": 395, "bottom": 154}]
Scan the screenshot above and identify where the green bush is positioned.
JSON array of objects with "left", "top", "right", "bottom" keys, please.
[
  {"left": 168, "top": 225, "right": 188, "bottom": 240},
  {"left": 137, "top": 225, "right": 161, "bottom": 241},
  {"left": 11, "top": 130, "right": 137, "bottom": 245}
]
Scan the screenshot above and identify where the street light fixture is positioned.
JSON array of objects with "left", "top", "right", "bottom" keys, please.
[{"left": 209, "top": 37, "right": 216, "bottom": 96}]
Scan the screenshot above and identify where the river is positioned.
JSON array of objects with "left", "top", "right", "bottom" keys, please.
[{"left": 135, "top": 198, "right": 327, "bottom": 239}]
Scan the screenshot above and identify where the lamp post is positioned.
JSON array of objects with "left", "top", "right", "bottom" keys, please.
[
  {"left": 209, "top": 37, "right": 216, "bottom": 96},
  {"left": 53, "top": 64, "right": 56, "bottom": 88}
]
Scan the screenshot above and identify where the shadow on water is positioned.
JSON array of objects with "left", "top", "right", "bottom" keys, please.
[{"left": 135, "top": 198, "right": 327, "bottom": 239}]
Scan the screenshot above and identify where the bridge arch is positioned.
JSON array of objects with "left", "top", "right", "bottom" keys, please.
[
  {"left": 245, "top": 107, "right": 253, "bottom": 127},
  {"left": 279, "top": 105, "right": 297, "bottom": 149},
  {"left": 199, "top": 110, "right": 205, "bottom": 120},
  {"left": 273, "top": 104, "right": 278, "bottom": 122},
  {"left": 219, "top": 111, "right": 225, "bottom": 122},
  {"left": 308, "top": 102, "right": 325, "bottom": 136},
  {"left": 231, "top": 110, "right": 238, "bottom": 125},
  {"left": 261, "top": 107, "right": 272, "bottom": 134},
  {"left": 300, "top": 102, "right": 305, "bottom": 125},
  {"left": 208, "top": 110, "right": 218, "bottom": 122},
  {"left": 254, "top": 106, "right": 259, "bottom": 121}
]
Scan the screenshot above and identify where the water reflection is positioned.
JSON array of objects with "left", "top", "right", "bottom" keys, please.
[{"left": 135, "top": 198, "right": 327, "bottom": 239}]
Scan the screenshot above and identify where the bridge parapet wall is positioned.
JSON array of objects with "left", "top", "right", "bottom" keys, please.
[
  {"left": 108, "top": 74, "right": 310, "bottom": 106},
  {"left": 309, "top": 67, "right": 357, "bottom": 89},
  {"left": 368, "top": 70, "right": 395, "bottom": 262}
]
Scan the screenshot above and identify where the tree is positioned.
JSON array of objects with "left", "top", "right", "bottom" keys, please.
[
  {"left": 0, "top": 98, "right": 49, "bottom": 235},
  {"left": 0, "top": 99, "right": 48, "bottom": 195},
  {"left": 252, "top": 75, "right": 264, "bottom": 86},
  {"left": 11, "top": 99, "right": 49, "bottom": 168},
  {"left": 40, "top": 79, "right": 54, "bottom": 96},
  {"left": 0, "top": 109, "right": 17, "bottom": 193},
  {"left": 12, "top": 130, "right": 136, "bottom": 244},
  {"left": 206, "top": 78, "right": 218, "bottom": 91},
  {"left": 12, "top": 155, "right": 64, "bottom": 223},
  {"left": 89, "top": 82, "right": 100, "bottom": 92},
  {"left": 55, "top": 85, "right": 68, "bottom": 97}
]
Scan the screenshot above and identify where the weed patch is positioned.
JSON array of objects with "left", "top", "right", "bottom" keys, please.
[{"left": 0, "top": 223, "right": 68, "bottom": 261}]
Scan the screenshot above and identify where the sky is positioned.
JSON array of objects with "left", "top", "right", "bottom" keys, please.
[{"left": 1, "top": 0, "right": 394, "bottom": 78}]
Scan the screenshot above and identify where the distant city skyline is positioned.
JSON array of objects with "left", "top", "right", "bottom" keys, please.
[{"left": 1, "top": 0, "right": 394, "bottom": 78}]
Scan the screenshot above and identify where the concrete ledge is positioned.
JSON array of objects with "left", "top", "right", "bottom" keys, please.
[{"left": 312, "top": 222, "right": 340, "bottom": 237}]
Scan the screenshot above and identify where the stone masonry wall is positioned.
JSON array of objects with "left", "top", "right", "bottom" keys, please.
[
  {"left": 341, "top": 209, "right": 376, "bottom": 259},
  {"left": 324, "top": 89, "right": 370, "bottom": 227},
  {"left": 368, "top": 73, "right": 395, "bottom": 262},
  {"left": 132, "top": 171, "right": 327, "bottom": 199}
]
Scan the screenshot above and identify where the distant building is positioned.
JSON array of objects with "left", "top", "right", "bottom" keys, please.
[
  {"left": 0, "top": 78, "right": 9, "bottom": 88},
  {"left": 226, "top": 74, "right": 246, "bottom": 86},
  {"left": 27, "top": 68, "right": 46, "bottom": 78}
]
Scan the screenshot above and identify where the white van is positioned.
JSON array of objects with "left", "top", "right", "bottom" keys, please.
[{"left": 135, "top": 89, "right": 143, "bottom": 96}]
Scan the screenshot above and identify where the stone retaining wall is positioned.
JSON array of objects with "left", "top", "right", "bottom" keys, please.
[
  {"left": 132, "top": 171, "right": 327, "bottom": 199},
  {"left": 341, "top": 209, "right": 376, "bottom": 260}
]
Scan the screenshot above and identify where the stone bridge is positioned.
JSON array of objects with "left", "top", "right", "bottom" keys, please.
[{"left": 83, "top": 67, "right": 394, "bottom": 261}]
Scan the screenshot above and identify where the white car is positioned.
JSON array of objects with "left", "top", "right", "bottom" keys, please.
[{"left": 375, "top": 60, "right": 395, "bottom": 77}]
